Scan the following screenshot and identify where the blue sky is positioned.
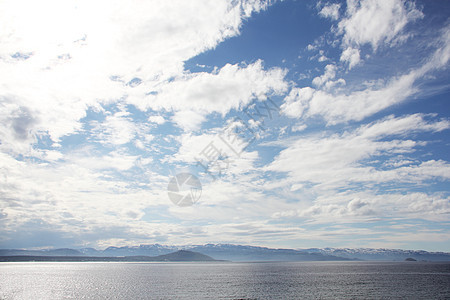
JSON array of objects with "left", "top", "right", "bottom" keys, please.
[{"left": 0, "top": 0, "right": 449, "bottom": 251}]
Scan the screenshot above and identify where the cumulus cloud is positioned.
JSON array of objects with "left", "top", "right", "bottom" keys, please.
[
  {"left": 167, "top": 123, "right": 261, "bottom": 182},
  {"left": 0, "top": 0, "right": 274, "bottom": 151},
  {"left": 312, "top": 64, "right": 337, "bottom": 87},
  {"left": 319, "top": 3, "right": 341, "bottom": 20},
  {"left": 275, "top": 191, "right": 450, "bottom": 223},
  {"left": 148, "top": 115, "right": 166, "bottom": 125},
  {"left": 90, "top": 112, "right": 137, "bottom": 146},
  {"left": 339, "top": 47, "right": 360, "bottom": 69},
  {"left": 267, "top": 114, "right": 450, "bottom": 190},
  {"left": 291, "top": 123, "right": 307, "bottom": 132},
  {"left": 338, "top": 0, "right": 423, "bottom": 50},
  {"left": 0, "top": 104, "right": 38, "bottom": 154},
  {"left": 0, "top": 146, "right": 172, "bottom": 247},
  {"left": 282, "top": 26, "right": 450, "bottom": 124},
  {"left": 281, "top": 87, "right": 315, "bottom": 118},
  {"left": 311, "top": 64, "right": 346, "bottom": 89},
  {"left": 336, "top": 0, "right": 423, "bottom": 68},
  {"left": 135, "top": 60, "right": 288, "bottom": 131}
]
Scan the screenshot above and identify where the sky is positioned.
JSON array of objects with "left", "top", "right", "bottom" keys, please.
[{"left": 0, "top": 0, "right": 449, "bottom": 251}]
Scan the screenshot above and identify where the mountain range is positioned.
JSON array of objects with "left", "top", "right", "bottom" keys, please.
[
  {"left": 1, "top": 244, "right": 449, "bottom": 262},
  {"left": 0, "top": 250, "right": 216, "bottom": 262},
  {"left": 304, "top": 247, "right": 450, "bottom": 261}
]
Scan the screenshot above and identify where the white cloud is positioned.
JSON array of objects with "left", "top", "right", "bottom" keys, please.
[
  {"left": 0, "top": 104, "right": 38, "bottom": 154},
  {"left": 282, "top": 26, "right": 450, "bottom": 125},
  {"left": 306, "top": 72, "right": 425, "bottom": 125},
  {"left": 168, "top": 125, "right": 261, "bottom": 181},
  {"left": 0, "top": 0, "right": 286, "bottom": 243},
  {"left": 312, "top": 64, "right": 337, "bottom": 87},
  {"left": 0, "top": 147, "right": 172, "bottom": 248},
  {"left": 90, "top": 112, "right": 136, "bottom": 146},
  {"left": 167, "top": 132, "right": 218, "bottom": 164},
  {"left": 311, "top": 64, "right": 346, "bottom": 89},
  {"left": 69, "top": 150, "right": 139, "bottom": 171},
  {"left": 0, "top": 0, "right": 274, "bottom": 151},
  {"left": 356, "top": 113, "right": 450, "bottom": 139},
  {"left": 275, "top": 191, "right": 450, "bottom": 223},
  {"left": 307, "top": 44, "right": 317, "bottom": 51},
  {"left": 171, "top": 111, "right": 207, "bottom": 132},
  {"left": 319, "top": 3, "right": 341, "bottom": 20},
  {"left": 135, "top": 60, "right": 288, "bottom": 131},
  {"left": 291, "top": 123, "right": 307, "bottom": 132},
  {"left": 148, "top": 115, "right": 166, "bottom": 125},
  {"left": 280, "top": 87, "right": 315, "bottom": 118},
  {"left": 335, "top": 0, "right": 423, "bottom": 69},
  {"left": 267, "top": 114, "right": 450, "bottom": 190},
  {"left": 338, "top": 0, "right": 423, "bottom": 50},
  {"left": 340, "top": 47, "right": 360, "bottom": 69}
]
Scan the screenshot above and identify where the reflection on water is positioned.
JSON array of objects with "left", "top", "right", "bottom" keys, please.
[{"left": 0, "top": 261, "right": 449, "bottom": 299}]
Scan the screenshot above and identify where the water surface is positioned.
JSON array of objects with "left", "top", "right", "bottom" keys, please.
[{"left": 0, "top": 261, "right": 449, "bottom": 299}]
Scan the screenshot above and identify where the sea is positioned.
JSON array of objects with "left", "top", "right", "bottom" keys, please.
[{"left": 0, "top": 261, "right": 449, "bottom": 299}]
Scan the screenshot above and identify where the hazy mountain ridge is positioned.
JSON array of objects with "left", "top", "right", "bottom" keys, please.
[
  {"left": 303, "top": 247, "right": 450, "bottom": 261},
  {"left": 79, "top": 244, "right": 180, "bottom": 257},
  {"left": 0, "top": 248, "right": 84, "bottom": 257},
  {"left": 186, "top": 244, "right": 350, "bottom": 261},
  {"left": 0, "top": 250, "right": 216, "bottom": 262},
  {"left": 1, "top": 244, "right": 449, "bottom": 261}
]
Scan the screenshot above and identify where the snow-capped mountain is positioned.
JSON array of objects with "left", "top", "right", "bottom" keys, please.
[
  {"left": 303, "top": 247, "right": 450, "bottom": 261},
  {"left": 80, "top": 244, "right": 180, "bottom": 257}
]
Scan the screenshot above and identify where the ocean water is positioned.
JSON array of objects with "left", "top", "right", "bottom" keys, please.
[{"left": 0, "top": 261, "right": 449, "bottom": 299}]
